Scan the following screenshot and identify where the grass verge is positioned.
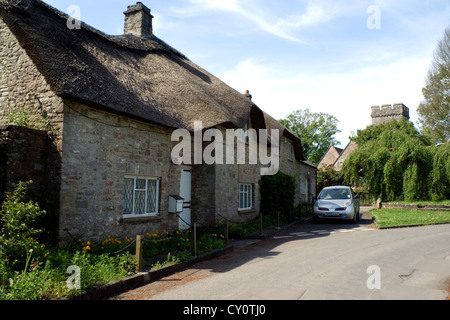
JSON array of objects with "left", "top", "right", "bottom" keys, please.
[{"left": 370, "top": 208, "right": 450, "bottom": 228}]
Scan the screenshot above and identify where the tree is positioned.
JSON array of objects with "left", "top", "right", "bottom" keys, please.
[
  {"left": 316, "top": 165, "right": 343, "bottom": 193},
  {"left": 430, "top": 141, "right": 450, "bottom": 200},
  {"left": 342, "top": 120, "right": 434, "bottom": 202},
  {"left": 279, "top": 109, "right": 340, "bottom": 165},
  {"left": 417, "top": 25, "right": 450, "bottom": 144}
]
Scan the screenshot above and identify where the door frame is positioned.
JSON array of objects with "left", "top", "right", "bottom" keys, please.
[{"left": 178, "top": 167, "right": 192, "bottom": 230}]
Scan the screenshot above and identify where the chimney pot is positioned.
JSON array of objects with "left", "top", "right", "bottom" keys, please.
[
  {"left": 244, "top": 90, "right": 252, "bottom": 100},
  {"left": 124, "top": 2, "right": 154, "bottom": 38}
]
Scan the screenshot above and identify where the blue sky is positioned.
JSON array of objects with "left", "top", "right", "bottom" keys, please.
[{"left": 45, "top": 0, "right": 450, "bottom": 147}]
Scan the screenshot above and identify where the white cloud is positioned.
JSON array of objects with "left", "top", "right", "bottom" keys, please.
[
  {"left": 271, "top": 1, "right": 342, "bottom": 32},
  {"left": 220, "top": 56, "right": 429, "bottom": 147},
  {"left": 172, "top": 0, "right": 350, "bottom": 43}
]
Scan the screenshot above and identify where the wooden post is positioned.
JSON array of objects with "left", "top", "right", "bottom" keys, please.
[
  {"left": 225, "top": 222, "right": 229, "bottom": 246},
  {"left": 191, "top": 222, "right": 197, "bottom": 257},
  {"left": 259, "top": 212, "right": 263, "bottom": 236},
  {"left": 135, "top": 235, "right": 143, "bottom": 273}
]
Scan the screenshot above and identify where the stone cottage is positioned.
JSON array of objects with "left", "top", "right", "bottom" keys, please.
[{"left": 0, "top": 0, "right": 316, "bottom": 242}]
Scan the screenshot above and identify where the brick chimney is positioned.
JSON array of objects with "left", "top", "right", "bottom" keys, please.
[{"left": 124, "top": 2, "right": 153, "bottom": 38}]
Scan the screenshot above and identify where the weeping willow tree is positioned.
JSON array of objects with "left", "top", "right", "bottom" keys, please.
[
  {"left": 342, "top": 120, "right": 435, "bottom": 202},
  {"left": 430, "top": 141, "right": 450, "bottom": 200}
]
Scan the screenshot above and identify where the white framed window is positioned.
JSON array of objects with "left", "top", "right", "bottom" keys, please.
[
  {"left": 288, "top": 142, "right": 293, "bottom": 161},
  {"left": 123, "top": 176, "right": 160, "bottom": 217},
  {"left": 238, "top": 184, "right": 252, "bottom": 211}
]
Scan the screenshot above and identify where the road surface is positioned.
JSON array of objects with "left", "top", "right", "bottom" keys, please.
[{"left": 113, "top": 209, "right": 450, "bottom": 300}]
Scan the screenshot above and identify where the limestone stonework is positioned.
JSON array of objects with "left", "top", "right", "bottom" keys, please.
[{"left": 371, "top": 103, "right": 410, "bottom": 126}]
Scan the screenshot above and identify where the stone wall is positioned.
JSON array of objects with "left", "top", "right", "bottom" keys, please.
[
  {"left": 192, "top": 125, "right": 263, "bottom": 226},
  {"left": 0, "top": 125, "right": 61, "bottom": 241},
  {"left": 371, "top": 103, "right": 410, "bottom": 126},
  {"left": 0, "top": 125, "right": 59, "bottom": 198},
  {"left": 381, "top": 202, "right": 450, "bottom": 211},
  {"left": 0, "top": 18, "right": 64, "bottom": 148},
  {"left": 59, "top": 100, "right": 182, "bottom": 242},
  {"left": 0, "top": 17, "right": 64, "bottom": 241},
  {"left": 278, "top": 136, "right": 316, "bottom": 205}
]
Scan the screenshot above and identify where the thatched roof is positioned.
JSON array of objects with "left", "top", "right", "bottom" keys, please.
[
  {"left": 0, "top": 0, "right": 256, "bottom": 131},
  {"left": 0, "top": 0, "right": 309, "bottom": 163}
]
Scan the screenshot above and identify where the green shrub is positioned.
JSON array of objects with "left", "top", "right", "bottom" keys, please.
[
  {"left": 0, "top": 181, "right": 46, "bottom": 271},
  {"left": 68, "top": 251, "right": 134, "bottom": 291},
  {"left": 260, "top": 171, "right": 296, "bottom": 221}
]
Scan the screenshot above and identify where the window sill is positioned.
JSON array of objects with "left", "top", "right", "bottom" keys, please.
[
  {"left": 119, "top": 215, "right": 162, "bottom": 224},
  {"left": 238, "top": 209, "right": 256, "bottom": 215}
]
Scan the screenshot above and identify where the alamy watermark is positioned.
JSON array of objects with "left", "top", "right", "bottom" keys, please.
[
  {"left": 366, "top": 5, "right": 381, "bottom": 30},
  {"left": 366, "top": 265, "right": 381, "bottom": 290},
  {"left": 171, "top": 121, "right": 280, "bottom": 176},
  {"left": 66, "top": 265, "right": 81, "bottom": 290},
  {"left": 66, "top": 5, "right": 81, "bottom": 30}
]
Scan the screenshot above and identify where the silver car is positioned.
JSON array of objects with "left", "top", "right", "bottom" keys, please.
[{"left": 313, "top": 186, "right": 360, "bottom": 224}]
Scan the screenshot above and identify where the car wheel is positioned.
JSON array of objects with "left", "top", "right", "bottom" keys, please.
[{"left": 351, "top": 211, "right": 357, "bottom": 224}]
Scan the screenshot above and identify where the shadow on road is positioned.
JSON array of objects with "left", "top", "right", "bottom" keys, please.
[{"left": 191, "top": 209, "right": 376, "bottom": 275}]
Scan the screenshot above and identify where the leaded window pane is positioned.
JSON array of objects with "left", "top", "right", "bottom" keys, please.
[
  {"left": 123, "top": 178, "right": 134, "bottom": 215},
  {"left": 136, "top": 178, "right": 146, "bottom": 190},
  {"left": 134, "top": 190, "right": 146, "bottom": 215},
  {"left": 147, "top": 179, "right": 158, "bottom": 214}
]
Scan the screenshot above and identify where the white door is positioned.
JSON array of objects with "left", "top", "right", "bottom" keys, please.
[{"left": 179, "top": 168, "right": 191, "bottom": 230}]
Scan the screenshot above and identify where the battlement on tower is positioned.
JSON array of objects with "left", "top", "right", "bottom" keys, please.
[{"left": 371, "top": 103, "right": 410, "bottom": 126}]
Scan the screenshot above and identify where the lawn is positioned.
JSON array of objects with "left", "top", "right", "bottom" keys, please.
[{"left": 370, "top": 208, "right": 450, "bottom": 228}]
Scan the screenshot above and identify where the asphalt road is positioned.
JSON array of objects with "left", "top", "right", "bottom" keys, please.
[{"left": 113, "top": 209, "right": 450, "bottom": 300}]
